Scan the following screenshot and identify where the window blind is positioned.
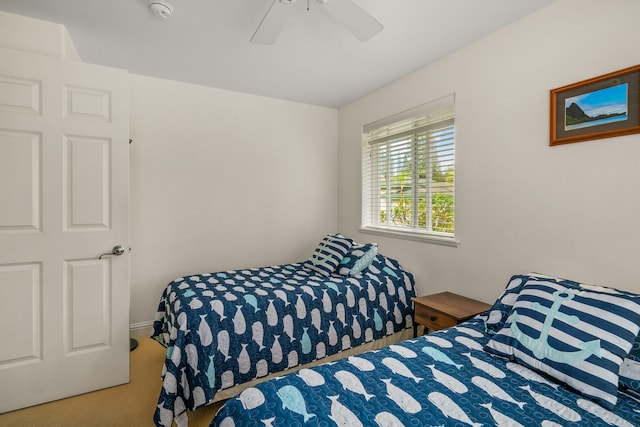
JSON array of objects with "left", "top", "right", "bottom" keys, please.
[{"left": 362, "top": 94, "right": 455, "bottom": 238}]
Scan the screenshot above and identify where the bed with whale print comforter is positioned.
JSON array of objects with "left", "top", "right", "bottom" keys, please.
[
  {"left": 209, "top": 274, "right": 640, "bottom": 427},
  {"left": 151, "top": 253, "right": 415, "bottom": 427}
]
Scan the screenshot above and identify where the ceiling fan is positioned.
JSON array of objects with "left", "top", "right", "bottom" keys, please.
[{"left": 251, "top": 0, "right": 383, "bottom": 44}]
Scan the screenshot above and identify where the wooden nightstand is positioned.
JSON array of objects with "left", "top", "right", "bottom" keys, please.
[{"left": 412, "top": 291, "right": 491, "bottom": 337}]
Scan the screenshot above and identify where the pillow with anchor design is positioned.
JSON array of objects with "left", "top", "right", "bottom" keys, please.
[
  {"left": 484, "top": 279, "right": 640, "bottom": 410},
  {"left": 484, "top": 273, "right": 582, "bottom": 335},
  {"left": 303, "top": 234, "right": 352, "bottom": 277}
]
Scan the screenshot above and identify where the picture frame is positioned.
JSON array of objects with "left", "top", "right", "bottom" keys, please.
[{"left": 550, "top": 64, "right": 640, "bottom": 146}]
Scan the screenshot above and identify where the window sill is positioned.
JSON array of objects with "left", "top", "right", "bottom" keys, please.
[{"left": 359, "top": 226, "right": 459, "bottom": 247}]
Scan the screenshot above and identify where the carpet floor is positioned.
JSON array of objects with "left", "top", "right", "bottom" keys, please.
[{"left": 0, "top": 337, "right": 224, "bottom": 427}]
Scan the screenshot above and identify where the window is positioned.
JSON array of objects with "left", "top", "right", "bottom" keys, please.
[{"left": 362, "top": 94, "right": 456, "bottom": 244}]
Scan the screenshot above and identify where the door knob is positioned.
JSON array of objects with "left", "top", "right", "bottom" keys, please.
[{"left": 99, "top": 245, "right": 126, "bottom": 259}]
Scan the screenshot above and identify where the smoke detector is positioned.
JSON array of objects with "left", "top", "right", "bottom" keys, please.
[{"left": 148, "top": 0, "right": 173, "bottom": 19}]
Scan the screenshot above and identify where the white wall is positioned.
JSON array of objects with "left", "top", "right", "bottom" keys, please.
[
  {"left": 129, "top": 75, "right": 338, "bottom": 328},
  {"left": 338, "top": 0, "right": 640, "bottom": 302},
  {"left": 0, "top": 11, "right": 80, "bottom": 60}
]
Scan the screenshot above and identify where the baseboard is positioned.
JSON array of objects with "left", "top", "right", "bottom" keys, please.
[{"left": 129, "top": 320, "right": 154, "bottom": 339}]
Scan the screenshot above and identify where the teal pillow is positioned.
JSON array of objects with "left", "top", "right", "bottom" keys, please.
[{"left": 337, "top": 243, "right": 377, "bottom": 277}]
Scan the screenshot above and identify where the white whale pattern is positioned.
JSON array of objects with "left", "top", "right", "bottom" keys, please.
[
  {"left": 388, "top": 344, "right": 417, "bottom": 359},
  {"left": 336, "top": 302, "right": 346, "bottom": 326},
  {"left": 283, "top": 314, "right": 295, "bottom": 343},
  {"left": 426, "top": 364, "right": 468, "bottom": 394},
  {"left": 329, "top": 395, "right": 363, "bottom": 427},
  {"left": 428, "top": 392, "right": 482, "bottom": 427},
  {"left": 382, "top": 378, "right": 421, "bottom": 414},
  {"left": 238, "top": 388, "right": 265, "bottom": 410},
  {"left": 481, "top": 402, "right": 524, "bottom": 427},
  {"left": 271, "top": 335, "right": 283, "bottom": 364},
  {"left": 252, "top": 321, "right": 265, "bottom": 350},
  {"left": 185, "top": 344, "right": 200, "bottom": 375},
  {"left": 346, "top": 286, "right": 356, "bottom": 307},
  {"left": 335, "top": 370, "right": 375, "bottom": 401},
  {"left": 295, "top": 294, "right": 307, "bottom": 319},
  {"left": 266, "top": 299, "right": 278, "bottom": 327},
  {"left": 620, "top": 358, "right": 640, "bottom": 380},
  {"left": 472, "top": 376, "right": 525, "bottom": 409},
  {"left": 506, "top": 362, "right": 559, "bottom": 389},
  {"left": 256, "top": 359, "right": 268, "bottom": 378},
  {"left": 232, "top": 305, "right": 246, "bottom": 335},
  {"left": 322, "top": 289, "right": 333, "bottom": 313},
  {"left": 152, "top": 255, "right": 415, "bottom": 427},
  {"left": 274, "top": 290, "right": 289, "bottom": 306},
  {"left": 238, "top": 344, "right": 250, "bottom": 374},
  {"left": 520, "top": 385, "right": 581, "bottom": 422},
  {"left": 378, "top": 292, "right": 388, "bottom": 312},
  {"left": 457, "top": 326, "right": 484, "bottom": 338},
  {"left": 423, "top": 335, "right": 453, "bottom": 348},
  {"left": 455, "top": 336, "right": 484, "bottom": 351},
  {"left": 197, "top": 314, "right": 213, "bottom": 347},
  {"left": 382, "top": 357, "right": 422, "bottom": 383},
  {"left": 210, "top": 300, "right": 226, "bottom": 320},
  {"left": 463, "top": 352, "right": 505, "bottom": 379},
  {"left": 576, "top": 398, "right": 636, "bottom": 427},
  {"left": 297, "top": 368, "right": 325, "bottom": 386},
  {"left": 328, "top": 321, "right": 338, "bottom": 346},
  {"left": 348, "top": 356, "right": 375, "bottom": 372},
  {"left": 374, "top": 411, "right": 404, "bottom": 427},
  {"left": 352, "top": 315, "right": 362, "bottom": 340},
  {"left": 217, "top": 330, "right": 231, "bottom": 361}
]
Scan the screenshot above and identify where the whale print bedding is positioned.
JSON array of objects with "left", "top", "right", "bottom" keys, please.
[
  {"left": 151, "top": 253, "right": 415, "bottom": 427},
  {"left": 209, "top": 317, "right": 640, "bottom": 427}
]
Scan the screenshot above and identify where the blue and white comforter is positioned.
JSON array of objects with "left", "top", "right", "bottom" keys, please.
[
  {"left": 151, "top": 254, "right": 415, "bottom": 427},
  {"left": 210, "top": 318, "right": 640, "bottom": 427}
]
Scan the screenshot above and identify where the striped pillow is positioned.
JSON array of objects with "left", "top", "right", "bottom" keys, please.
[
  {"left": 484, "top": 273, "right": 581, "bottom": 335},
  {"left": 485, "top": 279, "right": 640, "bottom": 409},
  {"left": 303, "top": 234, "right": 352, "bottom": 277}
]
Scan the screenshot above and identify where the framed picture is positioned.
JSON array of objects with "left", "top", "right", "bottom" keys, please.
[{"left": 550, "top": 65, "right": 640, "bottom": 146}]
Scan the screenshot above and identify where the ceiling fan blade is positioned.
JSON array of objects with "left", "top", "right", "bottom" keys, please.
[
  {"left": 322, "top": 0, "right": 383, "bottom": 42},
  {"left": 251, "top": 0, "right": 297, "bottom": 44}
]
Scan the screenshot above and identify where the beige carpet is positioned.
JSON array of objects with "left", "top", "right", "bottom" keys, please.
[{"left": 0, "top": 338, "right": 224, "bottom": 427}]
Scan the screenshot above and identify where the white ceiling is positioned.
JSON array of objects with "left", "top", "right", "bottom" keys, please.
[{"left": 0, "top": 0, "right": 555, "bottom": 108}]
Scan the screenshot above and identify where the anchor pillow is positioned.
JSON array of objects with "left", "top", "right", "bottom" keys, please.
[
  {"left": 484, "top": 273, "right": 581, "bottom": 335},
  {"left": 303, "top": 234, "right": 352, "bottom": 277},
  {"left": 485, "top": 279, "right": 640, "bottom": 409}
]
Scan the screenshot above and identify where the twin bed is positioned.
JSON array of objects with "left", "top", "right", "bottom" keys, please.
[
  {"left": 151, "top": 235, "right": 416, "bottom": 427},
  {"left": 152, "top": 234, "right": 640, "bottom": 427}
]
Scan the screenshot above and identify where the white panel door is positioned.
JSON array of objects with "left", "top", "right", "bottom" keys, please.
[{"left": 0, "top": 47, "right": 130, "bottom": 412}]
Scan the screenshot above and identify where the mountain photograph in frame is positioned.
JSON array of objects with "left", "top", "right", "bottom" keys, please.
[{"left": 550, "top": 65, "right": 640, "bottom": 146}]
